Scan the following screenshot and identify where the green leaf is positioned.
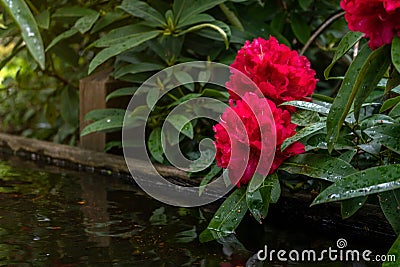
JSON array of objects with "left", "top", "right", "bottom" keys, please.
[
  {"left": 91, "top": 11, "right": 125, "bottom": 34},
  {"left": 290, "top": 13, "right": 310, "bottom": 44},
  {"left": 364, "top": 123, "right": 400, "bottom": 154},
  {"left": 324, "top": 31, "right": 363, "bottom": 79},
  {"left": 338, "top": 149, "right": 357, "bottom": 163},
  {"left": 199, "top": 187, "right": 247, "bottom": 242},
  {"left": 174, "top": 71, "right": 194, "bottom": 91},
  {"left": 106, "top": 87, "right": 138, "bottom": 102},
  {"left": 46, "top": 28, "right": 79, "bottom": 52},
  {"left": 1, "top": 0, "right": 45, "bottom": 69},
  {"left": 80, "top": 116, "right": 123, "bottom": 136},
  {"left": 291, "top": 110, "right": 321, "bottom": 127},
  {"left": 93, "top": 24, "right": 152, "bottom": 47},
  {"left": 341, "top": 196, "right": 367, "bottom": 219},
  {"left": 353, "top": 45, "right": 391, "bottom": 120},
  {"left": 201, "top": 88, "right": 229, "bottom": 100},
  {"left": 88, "top": 30, "right": 160, "bottom": 74},
  {"left": 166, "top": 114, "right": 193, "bottom": 139},
  {"left": 177, "top": 13, "right": 215, "bottom": 29},
  {"left": 84, "top": 108, "right": 125, "bottom": 121},
  {"left": 381, "top": 96, "right": 400, "bottom": 113},
  {"left": 146, "top": 87, "right": 160, "bottom": 108},
  {"left": 148, "top": 127, "right": 164, "bottom": 164},
  {"left": 312, "top": 165, "right": 400, "bottom": 205},
  {"left": 179, "top": 21, "right": 231, "bottom": 49},
  {"left": 74, "top": 11, "right": 100, "bottom": 34},
  {"left": 281, "top": 121, "right": 326, "bottom": 151},
  {"left": 389, "top": 102, "right": 400, "bottom": 118},
  {"left": 382, "top": 235, "right": 400, "bottom": 267},
  {"left": 60, "top": 87, "right": 79, "bottom": 126},
  {"left": 119, "top": 0, "right": 166, "bottom": 27},
  {"left": 168, "top": 93, "right": 202, "bottom": 108},
  {"left": 177, "top": 0, "right": 226, "bottom": 26},
  {"left": 393, "top": 36, "right": 400, "bottom": 73},
  {"left": 326, "top": 44, "right": 371, "bottom": 153},
  {"left": 199, "top": 165, "right": 222, "bottom": 196},
  {"left": 246, "top": 175, "right": 271, "bottom": 224},
  {"left": 281, "top": 101, "right": 330, "bottom": 114},
  {"left": 36, "top": 10, "right": 50, "bottom": 29},
  {"left": 379, "top": 189, "right": 400, "bottom": 235},
  {"left": 270, "top": 175, "right": 281, "bottom": 203},
  {"left": 113, "top": 62, "right": 165, "bottom": 79},
  {"left": 279, "top": 154, "right": 357, "bottom": 182}
]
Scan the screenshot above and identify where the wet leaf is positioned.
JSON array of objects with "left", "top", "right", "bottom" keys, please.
[
  {"left": 291, "top": 110, "right": 321, "bottom": 126},
  {"left": 312, "top": 165, "right": 400, "bottom": 205},
  {"left": 279, "top": 154, "right": 356, "bottom": 182},
  {"left": 81, "top": 116, "right": 123, "bottom": 136},
  {"left": 199, "top": 187, "right": 247, "bottom": 242},
  {"left": 1, "top": 0, "right": 45, "bottom": 69},
  {"left": 166, "top": 114, "right": 193, "bottom": 139},
  {"left": 281, "top": 101, "right": 330, "bottom": 114},
  {"left": 379, "top": 189, "right": 400, "bottom": 235},
  {"left": 341, "top": 196, "right": 367, "bottom": 219},
  {"left": 338, "top": 149, "right": 357, "bottom": 163},
  {"left": 84, "top": 109, "right": 125, "bottom": 122},
  {"left": 364, "top": 124, "right": 400, "bottom": 154},
  {"left": 148, "top": 127, "right": 164, "bottom": 164},
  {"left": 281, "top": 121, "right": 326, "bottom": 151},
  {"left": 326, "top": 44, "right": 371, "bottom": 153},
  {"left": 106, "top": 87, "right": 138, "bottom": 102},
  {"left": 324, "top": 31, "right": 363, "bottom": 79}
]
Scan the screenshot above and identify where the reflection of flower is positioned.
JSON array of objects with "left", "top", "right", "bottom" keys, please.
[
  {"left": 227, "top": 37, "right": 317, "bottom": 107},
  {"left": 213, "top": 92, "right": 304, "bottom": 187},
  {"left": 341, "top": 0, "right": 400, "bottom": 49}
]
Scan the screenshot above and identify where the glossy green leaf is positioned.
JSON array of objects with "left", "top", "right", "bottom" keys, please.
[
  {"left": 1, "top": 0, "right": 45, "bottom": 69},
  {"left": 392, "top": 36, "right": 400, "bottom": 73},
  {"left": 326, "top": 44, "right": 371, "bottom": 153},
  {"left": 119, "top": 0, "right": 166, "bottom": 27},
  {"left": 281, "top": 101, "right": 330, "bottom": 114},
  {"left": 199, "top": 187, "right": 247, "bottom": 242},
  {"left": 177, "top": 13, "right": 215, "bottom": 29},
  {"left": 353, "top": 45, "right": 391, "bottom": 120},
  {"left": 338, "top": 149, "right": 357, "bottom": 163},
  {"left": 148, "top": 127, "right": 164, "bottom": 164},
  {"left": 174, "top": 71, "right": 194, "bottom": 91},
  {"left": 199, "top": 165, "right": 222, "bottom": 196},
  {"left": 290, "top": 13, "right": 310, "bottom": 44},
  {"left": 364, "top": 123, "right": 400, "bottom": 154},
  {"left": 81, "top": 116, "right": 123, "bottom": 136},
  {"left": 324, "top": 31, "right": 363, "bottom": 79},
  {"left": 389, "top": 102, "right": 400, "bottom": 118},
  {"left": 379, "top": 189, "right": 400, "bottom": 235},
  {"left": 279, "top": 154, "right": 357, "bottom": 182},
  {"left": 74, "top": 11, "right": 100, "bottom": 34},
  {"left": 88, "top": 30, "right": 160, "bottom": 74},
  {"left": 382, "top": 234, "right": 400, "bottom": 267},
  {"left": 166, "top": 114, "right": 193, "bottom": 139},
  {"left": 359, "top": 114, "right": 395, "bottom": 129},
  {"left": 312, "top": 165, "right": 400, "bottom": 205},
  {"left": 176, "top": 0, "right": 226, "bottom": 26},
  {"left": 84, "top": 108, "right": 125, "bottom": 121},
  {"left": 380, "top": 96, "right": 400, "bottom": 113},
  {"left": 341, "top": 196, "right": 367, "bottom": 219},
  {"left": 114, "top": 62, "right": 165, "bottom": 79},
  {"left": 93, "top": 24, "right": 152, "bottom": 47},
  {"left": 281, "top": 121, "right": 326, "bottom": 151},
  {"left": 106, "top": 87, "right": 138, "bottom": 102},
  {"left": 291, "top": 110, "right": 321, "bottom": 126}
]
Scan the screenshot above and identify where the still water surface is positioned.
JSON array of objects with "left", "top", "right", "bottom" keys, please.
[{"left": 0, "top": 157, "right": 393, "bottom": 266}]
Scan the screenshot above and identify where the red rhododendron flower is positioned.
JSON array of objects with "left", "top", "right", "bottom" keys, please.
[
  {"left": 226, "top": 37, "right": 317, "bottom": 107},
  {"left": 341, "top": 0, "right": 400, "bottom": 49},
  {"left": 213, "top": 92, "right": 304, "bottom": 187}
]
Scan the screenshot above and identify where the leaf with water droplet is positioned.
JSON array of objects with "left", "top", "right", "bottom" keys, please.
[
  {"left": 341, "top": 196, "right": 367, "bottom": 219},
  {"left": 1, "top": 0, "right": 45, "bottom": 69},
  {"left": 199, "top": 187, "right": 247, "bottom": 242},
  {"left": 312, "top": 165, "right": 400, "bottom": 206},
  {"left": 281, "top": 120, "right": 326, "bottom": 151},
  {"left": 379, "top": 189, "right": 400, "bottom": 235},
  {"left": 364, "top": 123, "right": 400, "bottom": 154}
]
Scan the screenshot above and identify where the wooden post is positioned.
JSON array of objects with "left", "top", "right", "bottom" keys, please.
[{"left": 79, "top": 69, "right": 129, "bottom": 151}]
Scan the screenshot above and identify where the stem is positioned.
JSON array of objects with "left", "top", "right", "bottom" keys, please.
[
  {"left": 219, "top": 3, "right": 244, "bottom": 31},
  {"left": 300, "top": 11, "right": 345, "bottom": 56}
]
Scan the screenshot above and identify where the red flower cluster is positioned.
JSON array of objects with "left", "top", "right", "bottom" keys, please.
[
  {"left": 341, "top": 0, "right": 400, "bottom": 49},
  {"left": 213, "top": 37, "right": 316, "bottom": 187},
  {"left": 227, "top": 37, "right": 317, "bottom": 106}
]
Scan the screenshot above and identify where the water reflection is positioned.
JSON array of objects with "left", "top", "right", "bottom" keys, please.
[{"left": 0, "top": 157, "right": 393, "bottom": 266}]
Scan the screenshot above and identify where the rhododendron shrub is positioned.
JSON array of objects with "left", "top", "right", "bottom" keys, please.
[
  {"left": 227, "top": 37, "right": 317, "bottom": 106},
  {"left": 341, "top": 0, "right": 400, "bottom": 49}
]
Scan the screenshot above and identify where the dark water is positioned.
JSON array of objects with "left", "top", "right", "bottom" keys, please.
[{"left": 0, "top": 156, "right": 394, "bottom": 266}]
